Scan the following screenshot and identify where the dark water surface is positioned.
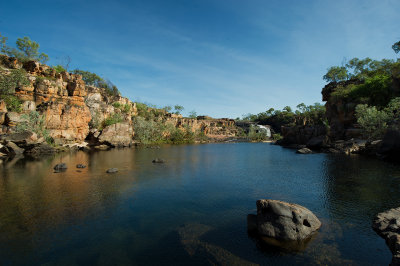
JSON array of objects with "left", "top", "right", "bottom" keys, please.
[{"left": 1, "top": 143, "right": 400, "bottom": 265}]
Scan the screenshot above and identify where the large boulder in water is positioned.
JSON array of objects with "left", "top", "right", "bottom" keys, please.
[
  {"left": 248, "top": 199, "right": 321, "bottom": 241},
  {"left": 372, "top": 207, "right": 400, "bottom": 265}
]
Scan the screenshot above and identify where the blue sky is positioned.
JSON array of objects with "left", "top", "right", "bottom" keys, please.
[{"left": 1, "top": 0, "right": 399, "bottom": 118}]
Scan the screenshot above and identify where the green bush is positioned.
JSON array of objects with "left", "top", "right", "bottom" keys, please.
[
  {"left": 247, "top": 127, "right": 268, "bottom": 141},
  {"left": 72, "top": 69, "right": 120, "bottom": 96},
  {"left": 272, "top": 133, "right": 282, "bottom": 140},
  {"left": 331, "top": 74, "right": 392, "bottom": 107},
  {"left": 52, "top": 65, "right": 66, "bottom": 73},
  {"left": 16, "top": 111, "right": 53, "bottom": 143},
  {"left": 355, "top": 97, "right": 400, "bottom": 140},
  {"left": 0, "top": 68, "right": 29, "bottom": 95},
  {"left": 103, "top": 113, "right": 123, "bottom": 127},
  {"left": 3, "top": 95, "right": 23, "bottom": 112}
]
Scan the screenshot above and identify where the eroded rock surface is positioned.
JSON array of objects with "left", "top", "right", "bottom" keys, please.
[{"left": 373, "top": 207, "right": 400, "bottom": 265}]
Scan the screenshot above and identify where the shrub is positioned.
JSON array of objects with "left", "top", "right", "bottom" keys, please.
[
  {"left": 272, "top": 133, "right": 283, "bottom": 140},
  {"left": 112, "top": 102, "right": 122, "bottom": 109},
  {"left": 0, "top": 68, "right": 29, "bottom": 95},
  {"left": 103, "top": 113, "right": 123, "bottom": 127},
  {"left": 3, "top": 95, "right": 23, "bottom": 112},
  {"left": 72, "top": 69, "right": 120, "bottom": 96},
  {"left": 247, "top": 126, "right": 268, "bottom": 141},
  {"left": 53, "top": 65, "right": 66, "bottom": 73},
  {"left": 16, "top": 111, "right": 53, "bottom": 143}
]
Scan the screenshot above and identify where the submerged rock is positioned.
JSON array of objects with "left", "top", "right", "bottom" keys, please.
[
  {"left": 177, "top": 223, "right": 257, "bottom": 265},
  {"left": 248, "top": 199, "right": 321, "bottom": 242},
  {"left": 76, "top": 164, "right": 86, "bottom": 168},
  {"left": 372, "top": 207, "right": 400, "bottom": 265},
  {"left": 54, "top": 163, "right": 67, "bottom": 172},
  {"left": 106, "top": 168, "right": 118, "bottom": 173},
  {"left": 152, "top": 158, "right": 165, "bottom": 163}
]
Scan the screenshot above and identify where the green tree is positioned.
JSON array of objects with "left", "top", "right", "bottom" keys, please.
[
  {"left": 0, "top": 35, "right": 49, "bottom": 63},
  {"left": 188, "top": 110, "right": 197, "bottom": 118},
  {"left": 323, "top": 66, "right": 348, "bottom": 82},
  {"left": 174, "top": 105, "right": 184, "bottom": 114},
  {"left": 71, "top": 69, "right": 120, "bottom": 96},
  {"left": 393, "top": 41, "right": 400, "bottom": 54},
  {"left": 163, "top": 105, "right": 172, "bottom": 112}
]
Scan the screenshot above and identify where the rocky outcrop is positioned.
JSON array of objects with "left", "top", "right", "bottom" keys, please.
[
  {"left": 248, "top": 199, "right": 321, "bottom": 242},
  {"left": 0, "top": 55, "right": 241, "bottom": 150},
  {"left": 373, "top": 207, "right": 400, "bottom": 265},
  {"left": 40, "top": 101, "right": 91, "bottom": 144},
  {"left": 164, "top": 114, "right": 238, "bottom": 139},
  {"left": 98, "top": 122, "right": 133, "bottom": 147},
  {"left": 279, "top": 125, "right": 327, "bottom": 147},
  {"left": 377, "top": 130, "right": 400, "bottom": 162}
]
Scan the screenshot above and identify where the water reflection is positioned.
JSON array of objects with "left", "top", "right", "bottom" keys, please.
[{"left": 0, "top": 144, "right": 398, "bottom": 265}]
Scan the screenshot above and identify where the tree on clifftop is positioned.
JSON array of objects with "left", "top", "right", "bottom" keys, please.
[
  {"left": 0, "top": 34, "right": 49, "bottom": 63},
  {"left": 393, "top": 41, "right": 400, "bottom": 54},
  {"left": 323, "top": 66, "right": 348, "bottom": 82}
]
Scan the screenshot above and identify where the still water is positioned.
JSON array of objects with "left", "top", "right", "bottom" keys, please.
[{"left": 0, "top": 143, "right": 400, "bottom": 265}]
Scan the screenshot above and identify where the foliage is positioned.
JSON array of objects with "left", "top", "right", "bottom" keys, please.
[
  {"left": 112, "top": 102, "right": 131, "bottom": 113},
  {"left": 3, "top": 95, "right": 23, "bottom": 112},
  {"left": 188, "top": 110, "right": 197, "bottom": 118},
  {"left": 323, "top": 57, "right": 399, "bottom": 83},
  {"left": 272, "top": 133, "right": 283, "bottom": 140},
  {"left": 0, "top": 68, "right": 29, "bottom": 95},
  {"left": 132, "top": 115, "right": 196, "bottom": 144},
  {"left": 0, "top": 68, "right": 29, "bottom": 112},
  {"left": 135, "top": 102, "right": 166, "bottom": 120},
  {"left": 0, "top": 34, "right": 49, "bottom": 63},
  {"left": 393, "top": 41, "right": 400, "bottom": 54},
  {"left": 52, "top": 65, "right": 66, "bottom": 73},
  {"left": 132, "top": 116, "right": 166, "bottom": 144},
  {"left": 71, "top": 69, "right": 120, "bottom": 96},
  {"left": 174, "top": 105, "right": 184, "bottom": 115},
  {"left": 331, "top": 74, "right": 392, "bottom": 107},
  {"left": 169, "top": 125, "right": 195, "bottom": 144},
  {"left": 163, "top": 105, "right": 172, "bottom": 112},
  {"left": 103, "top": 113, "right": 123, "bottom": 127},
  {"left": 247, "top": 126, "right": 268, "bottom": 141},
  {"left": 240, "top": 103, "right": 326, "bottom": 133},
  {"left": 89, "top": 110, "right": 102, "bottom": 130},
  {"left": 355, "top": 97, "right": 400, "bottom": 140},
  {"left": 323, "top": 66, "right": 349, "bottom": 82},
  {"left": 15, "top": 111, "right": 53, "bottom": 143},
  {"left": 355, "top": 104, "right": 389, "bottom": 140}
]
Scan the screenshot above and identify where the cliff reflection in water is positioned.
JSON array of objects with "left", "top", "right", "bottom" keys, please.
[{"left": 0, "top": 143, "right": 399, "bottom": 265}]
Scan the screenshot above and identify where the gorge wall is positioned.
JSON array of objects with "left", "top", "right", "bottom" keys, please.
[{"left": 0, "top": 55, "right": 240, "bottom": 146}]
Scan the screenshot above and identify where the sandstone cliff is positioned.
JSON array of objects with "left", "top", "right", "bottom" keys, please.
[{"left": 0, "top": 55, "right": 240, "bottom": 148}]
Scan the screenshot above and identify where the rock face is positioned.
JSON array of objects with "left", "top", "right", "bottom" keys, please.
[
  {"left": 372, "top": 207, "right": 400, "bottom": 265},
  {"left": 164, "top": 114, "right": 239, "bottom": 140},
  {"left": 378, "top": 130, "right": 400, "bottom": 162},
  {"left": 280, "top": 125, "right": 327, "bottom": 147},
  {"left": 0, "top": 55, "right": 242, "bottom": 147},
  {"left": 98, "top": 122, "right": 133, "bottom": 147},
  {"left": 41, "top": 101, "right": 91, "bottom": 144},
  {"left": 248, "top": 199, "right": 321, "bottom": 241}
]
